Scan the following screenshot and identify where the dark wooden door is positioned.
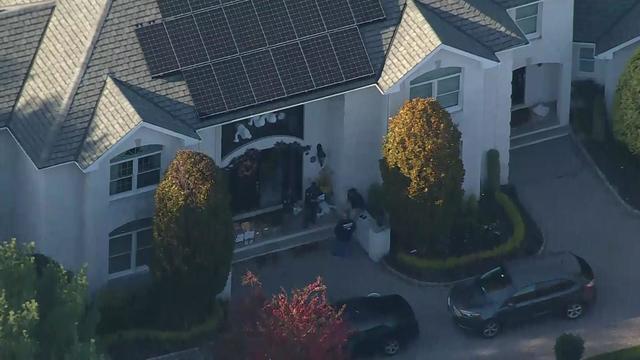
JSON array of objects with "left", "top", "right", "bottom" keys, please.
[{"left": 512, "top": 67, "right": 526, "bottom": 106}]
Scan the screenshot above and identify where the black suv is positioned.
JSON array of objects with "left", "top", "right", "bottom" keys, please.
[
  {"left": 336, "top": 294, "right": 419, "bottom": 357},
  {"left": 448, "top": 252, "right": 595, "bottom": 338}
]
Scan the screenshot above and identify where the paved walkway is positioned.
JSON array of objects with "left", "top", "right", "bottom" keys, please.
[{"left": 231, "top": 137, "right": 640, "bottom": 359}]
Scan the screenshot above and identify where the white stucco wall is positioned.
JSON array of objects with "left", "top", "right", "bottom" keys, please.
[
  {"left": 525, "top": 63, "right": 561, "bottom": 106},
  {"left": 84, "top": 126, "right": 187, "bottom": 287}
]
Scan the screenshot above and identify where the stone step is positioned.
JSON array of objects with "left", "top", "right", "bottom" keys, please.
[
  {"left": 510, "top": 125, "right": 570, "bottom": 150},
  {"left": 232, "top": 224, "right": 334, "bottom": 263}
]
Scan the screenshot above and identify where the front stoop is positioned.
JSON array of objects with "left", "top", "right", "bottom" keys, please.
[
  {"left": 232, "top": 224, "right": 334, "bottom": 263},
  {"left": 510, "top": 125, "right": 570, "bottom": 150}
]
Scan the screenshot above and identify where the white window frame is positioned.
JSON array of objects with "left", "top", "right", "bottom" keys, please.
[
  {"left": 509, "top": 1, "right": 542, "bottom": 40},
  {"left": 409, "top": 70, "right": 463, "bottom": 112},
  {"left": 108, "top": 225, "right": 153, "bottom": 279},
  {"left": 578, "top": 44, "right": 596, "bottom": 73},
  {"left": 109, "top": 145, "right": 162, "bottom": 199}
]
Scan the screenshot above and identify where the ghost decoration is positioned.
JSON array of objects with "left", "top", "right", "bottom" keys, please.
[
  {"left": 248, "top": 115, "right": 265, "bottom": 128},
  {"left": 234, "top": 124, "right": 252, "bottom": 143}
]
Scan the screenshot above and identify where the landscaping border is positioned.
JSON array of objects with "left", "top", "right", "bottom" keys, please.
[{"left": 382, "top": 186, "right": 545, "bottom": 286}]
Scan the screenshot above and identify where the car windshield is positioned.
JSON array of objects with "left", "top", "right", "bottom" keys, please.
[{"left": 477, "top": 266, "right": 511, "bottom": 293}]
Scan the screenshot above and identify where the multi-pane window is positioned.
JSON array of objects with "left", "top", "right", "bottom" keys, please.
[
  {"left": 108, "top": 219, "right": 154, "bottom": 276},
  {"left": 511, "top": 2, "right": 541, "bottom": 38},
  {"left": 579, "top": 46, "right": 595, "bottom": 73},
  {"left": 409, "top": 67, "right": 462, "bottom": 109},
  {"left": 110, "top": 145, "right": 162, "bottom": 195}
]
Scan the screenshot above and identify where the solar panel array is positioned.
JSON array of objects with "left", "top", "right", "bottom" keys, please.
[{"left": 137, "top": 0, "right": 386, "bottom": 118}]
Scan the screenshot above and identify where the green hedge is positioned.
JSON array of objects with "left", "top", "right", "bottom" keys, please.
[
  {"left": 396, "top": 191, "right": 525, "bottom": 270},
  {"left": 99, "top": 301, "right": 224, "bottom": 350}
]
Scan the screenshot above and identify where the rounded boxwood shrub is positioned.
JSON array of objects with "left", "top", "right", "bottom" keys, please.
[
  {"left": 613, "top": 47, "right": 640, "bottom": 155},
  {"left": 554, "top": 333, "right": 585, "bottom": 360},
  {"left": 381, "top": 98, "right": 465, "bottom": 256}
]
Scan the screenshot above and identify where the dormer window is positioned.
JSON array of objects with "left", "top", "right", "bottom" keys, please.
[
  {"left": 509, "top": 2, "right": 541, "bottom": 39},
  {"left": 110, "top": 145, "right": 163, "bottom": 195}
]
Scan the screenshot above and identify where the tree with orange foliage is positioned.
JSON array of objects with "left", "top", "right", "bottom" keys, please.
[
  {"left": 380, "top": 98, "right": 465, "bottom": 256},
  {"left": 217, "top": 272, "right": 349, "bottom": 360}
]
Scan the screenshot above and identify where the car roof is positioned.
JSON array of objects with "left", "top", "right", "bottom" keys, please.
[
  {"left": 336, "top": 294, "right": 414, "bottom": 320},
  {"left": 504, "top": 252, "right": 581, "bottom": 290}
]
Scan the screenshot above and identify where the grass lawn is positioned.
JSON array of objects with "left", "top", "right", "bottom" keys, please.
[{"left": 588, "top": 345, "right": 640, "bottom": 360}]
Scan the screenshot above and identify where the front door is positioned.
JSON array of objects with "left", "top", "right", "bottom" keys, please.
[{"left": 512, "top": 67, "right": 526, "bottom": 107}]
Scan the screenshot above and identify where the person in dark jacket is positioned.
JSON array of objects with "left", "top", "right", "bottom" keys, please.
[
  {"left": 303, "top": 182, "right": 322, "bottom": 228},
  {"left": 332, "top": 212, "right": 356, "bottom": 257}
]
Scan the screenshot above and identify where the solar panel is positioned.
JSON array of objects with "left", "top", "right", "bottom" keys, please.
[
  {"left": 271, "top": 43, "right": 315, "bottom": 95},
  {"left": 212, "top": 58, "right": 256, "bottom": 110},
  {"left": 253, "top": 0, "right": 297, "bottom": 46},
  {"left": 188, "top": 0, "right": 221, "bottom": 11},
  {"left": 316, "top": 0, "right": 355, "bottom": 30},
  {"left": 194, "top": 8, "right": 238, "bottom": 60},
  {"left": 135, "top": 23, "right": 180, "bottom": 76},
  {"left": 156, "top": 0, "right": 191, "bottom": 18},
  {"left": 143, "top": 0, "right": 385, "bottom": 118},
  {"left": 242, "top": 50, "right": 286, "bottom": 103},
  {"left": 183, "top": 65, "right": 227, "bottom": 117},
  {"left": 300, "top": 35, "right": 344, "bottom": 87},
  {"left": 164, "top": 16, "right": 209, "bottom": 67},
  {"left": 348, "top": 0, "right": 385, "bottom": 24},
  {"left": 330, "top": 27, "right": 374, "bottom": 80},
  {"left": 284, "top": 0, "right": 326, "bottom": 37},
  {"left": 224, "top": 1, "right": 268, "bottom": 52}
]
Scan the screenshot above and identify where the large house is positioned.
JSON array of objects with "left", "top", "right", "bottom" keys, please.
[{"left": 0, "top": 0, "right": 638, "bottom": 289}]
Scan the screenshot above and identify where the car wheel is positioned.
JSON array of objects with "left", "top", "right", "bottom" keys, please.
[
  {"left": 565, "top": 303, "right": 584, "bottom": 319},
  {"left": 480, "top": 320, "right": 501, "bottom": 339},
  {"left": 382, "top": 339, "right": 400, "bottom": 356}
]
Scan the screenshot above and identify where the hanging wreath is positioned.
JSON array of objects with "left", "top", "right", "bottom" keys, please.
[{"left": 233, "top": 149, "right": 260, "bottom": 178}]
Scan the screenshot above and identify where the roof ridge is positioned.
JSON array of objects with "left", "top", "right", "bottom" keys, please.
[
  {"left": 41, "top": 0, "right": 114, "bottom": 164},
  {"left": 2, "top": 1, "right": 55, "bottom": 128}
]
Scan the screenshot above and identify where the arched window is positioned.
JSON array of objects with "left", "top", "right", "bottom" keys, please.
[
  {"left": 108, "top": 218, "right": 153, "bottom": 276},
  {"left": 110, "top": 145, "right": 163, "bottom": 195},
  {"left": 409, "top": 67, "right": 462, "bottom": 109}
]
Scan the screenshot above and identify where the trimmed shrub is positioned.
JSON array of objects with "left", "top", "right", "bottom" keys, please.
[
  {"left": 367, "top": 183, "right": 386, "bottom": 227},
  {"left": 571, "top": 80, "right": 600, "bottom": 136},
  {"left": 555, "top": 333, "right": 585, "bottom": 360},
  {"left": 396, "top": 190, "right": 524, "bottom": 270},
  {"left": 592, "top": 91, "right": 607, "bottom": 142},
  {"left": 381, "top": 98, "right": 465, "bottom": 256},
  {"left": 613, "top": 47, "right": 640, "bottom": 155},
  {"left": 153, "top": 150, "right": 234, "bottom": 326},
  {"left": 486, "top": 149, "right": 501, "bottom": 195}
]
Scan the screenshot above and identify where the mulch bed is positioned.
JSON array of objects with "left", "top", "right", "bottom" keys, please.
[
  {"left": 582, "top": 137, "right": 640, "bottom": 211},
  {"left": 384, "top": 186, "right": 544, "bottom": 283}
]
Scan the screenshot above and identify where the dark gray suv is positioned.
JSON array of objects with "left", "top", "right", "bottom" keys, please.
[{"left": 448, "top": 252, "right": 595, "bottom": 338}]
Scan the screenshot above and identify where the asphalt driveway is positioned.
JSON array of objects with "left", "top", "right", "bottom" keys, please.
[{"left": 231, "top": 137, "right": 640, "bottom": 359}]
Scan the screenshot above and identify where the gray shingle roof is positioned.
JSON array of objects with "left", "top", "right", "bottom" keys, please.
[
  {"left": 574, "top": 0, "right": 640, "bottom": 53},
  {"left": 597, "top": 3, "right": 640, "bottom": 53},
  {"left": 77, "top": 77, "right": 199, "bottom": 168},
  {"left": 418, "top": 0, "right": 528, "bottom": 53},
  {"left": 379, "top": 0, "right": 526, "bottom": 91},
  {"left": 0, "top": 2, "right": 53, "bottom": 128},
  {"left": 2, "top": 0, "right": 529, "bottom": 170}
]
